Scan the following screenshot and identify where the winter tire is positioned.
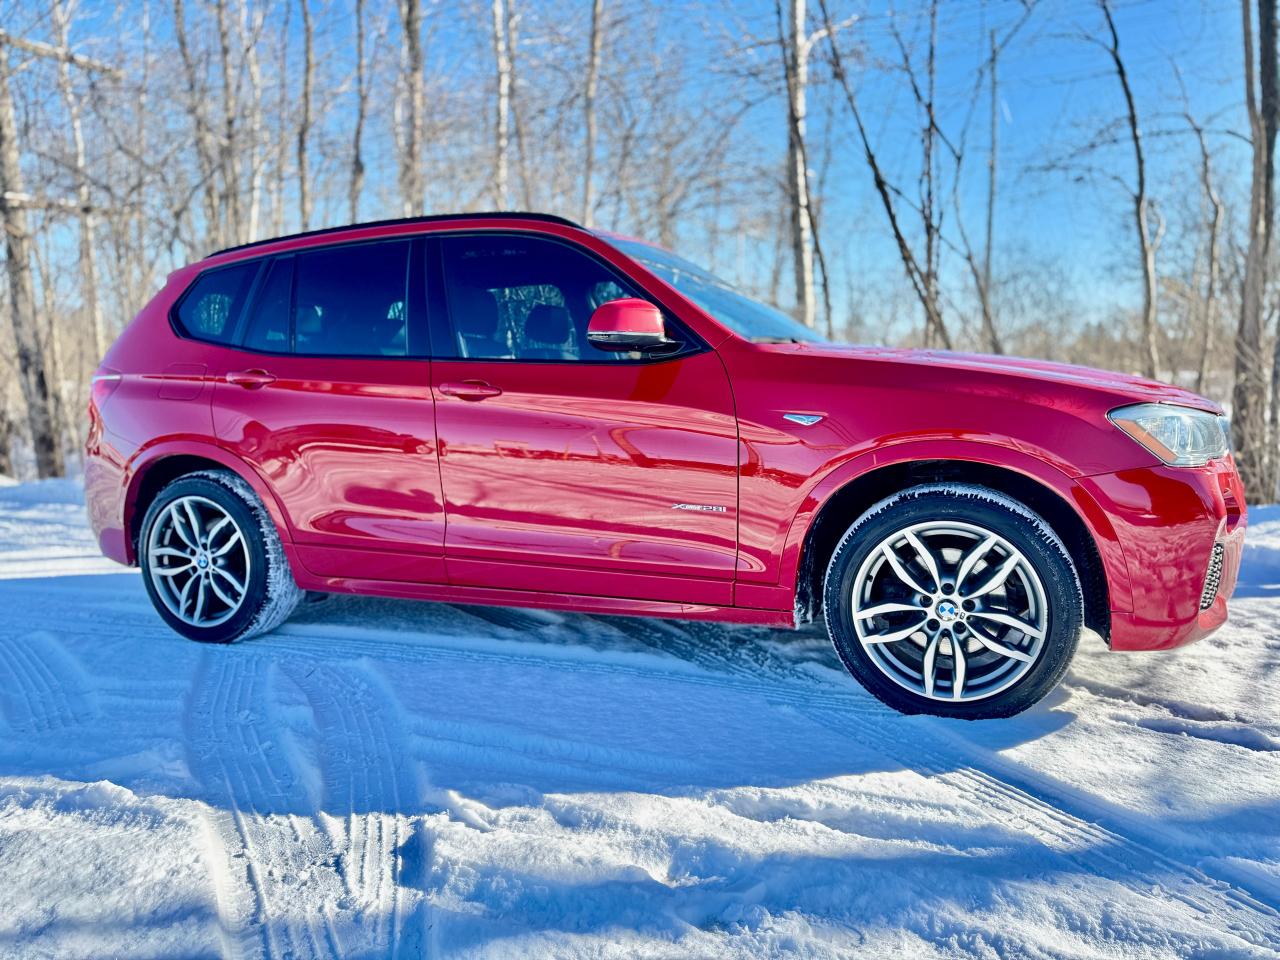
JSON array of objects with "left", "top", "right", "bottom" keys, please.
[
  {"left": 139, "top": 470, "right": 303, "bottom": 643},
  {"left": 823, "top": 483, "right": 1083, "bottom": 719}
]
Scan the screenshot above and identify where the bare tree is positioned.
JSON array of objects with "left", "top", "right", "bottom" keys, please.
[
  {"left": 215, "top": 0, "right": 243, "bottom": 244},
  {"left": 1099, "top": 0, "right": 1160, "bottom": 379},
  {"left": 0, "top": 42, "right": 64, "bottom": 478},
  {"left": 173, "top": 0, "right": 223, "bottom": 249},
  {"left": 350, "top": 0, "right": 368, "bottom": 221},
  {"left": 581, "top": 0, "right": 603, "bottom": 226},
  {"left": 505, "top": 0, "right": 531, "bottom": 209},
  {"left": 1185, "top": 110, "right": 1224, "bottom": 395},
  {"left": 241, "top": 0, "right": 266, "bottom": 240},
  {"left": 821, "top": 0, "right": 951, "bottom": 348},
  {"left": 491, "top": 0, "right": 511, "bottom": 207},
  {"left": 777, "top": 0, "right": 814, "bottom": 329},
  {"left": 50, "top": 0, "right": 106, "bottom": 360},
  {"left": 1235, "top": 0, "right": 1278, "bottom": 501},
  {"left": 297, "top": 0, "right": 314, "bottom": 229},
  {"left": 398, "top": 0, "right": 425, "bottom": 216}
]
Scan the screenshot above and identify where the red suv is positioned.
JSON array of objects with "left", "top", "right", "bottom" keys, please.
[{"left": 85, "top": 213, "right": 1246, "bottom": 718}]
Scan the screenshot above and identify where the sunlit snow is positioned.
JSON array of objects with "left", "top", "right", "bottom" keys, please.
[{"left": 1, "top": 478, "right": 1277, "bottom": 958}]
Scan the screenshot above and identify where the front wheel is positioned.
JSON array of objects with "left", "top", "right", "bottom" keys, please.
[
  {"left": 823, "top": 484, "right": 1083, "bottom": 719},
  {"left": 139, "top": 470, "right": 303, "bottom": 643}
]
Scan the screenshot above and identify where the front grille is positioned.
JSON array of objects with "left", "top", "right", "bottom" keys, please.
[{"left": 1200, "top": 542, "right": 1225, "bottom": 610}]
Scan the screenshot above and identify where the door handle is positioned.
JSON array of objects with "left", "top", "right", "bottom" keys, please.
[
  {"left": 439, "top": 380, "right": 503, "bottom": 401},
  {"left": 226, "top": 369, "right": 277, "bottom": 389}
]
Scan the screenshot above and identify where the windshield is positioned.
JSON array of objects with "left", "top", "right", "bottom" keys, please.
[{"left": 607, "top": 238, "right": 827, "bottom": 344}]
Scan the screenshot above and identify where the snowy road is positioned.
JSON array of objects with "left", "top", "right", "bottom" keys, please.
[{"left": 1, "top": 478, "right": 1279, "bottom": 958}]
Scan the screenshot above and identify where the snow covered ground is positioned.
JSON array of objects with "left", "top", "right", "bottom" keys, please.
[{"left": 0, "top": 477, "right": 1278, "bottom": 959}]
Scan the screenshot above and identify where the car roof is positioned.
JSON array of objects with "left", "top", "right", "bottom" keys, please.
[{"left": 207, "top": 211, "right": 584, "bottom": 259}]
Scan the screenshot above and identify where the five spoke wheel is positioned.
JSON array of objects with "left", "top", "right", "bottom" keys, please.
[
  {"left": 146, "top": 495, "right": 251, "bottom": 628},
  {"left": 849, "top": 520, "right": 1048, "bottom": 703}
]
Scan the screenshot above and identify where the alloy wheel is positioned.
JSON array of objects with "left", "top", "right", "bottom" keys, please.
[
  {"left": 146, "top": 495, "right": 251, "bottom": 628},
  {"left": 849, "top": 520, "right": 1049, "bottom": 702}
]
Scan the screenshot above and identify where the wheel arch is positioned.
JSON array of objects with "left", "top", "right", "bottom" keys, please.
[
  {"left": 792, "top": 451, "right": 1127, "bottom": 644},
  {"left": 124, "top": 442, "right": 293, "bottom": 564}
]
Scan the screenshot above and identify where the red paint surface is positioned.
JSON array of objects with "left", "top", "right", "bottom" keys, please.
[{"left": 85, "top": 215, "right": 1247, "bottom": 650}]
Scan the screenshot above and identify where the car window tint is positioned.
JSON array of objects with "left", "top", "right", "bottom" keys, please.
[
  {"left": 176, "top": 262, "right": 256, "bottom": 344},
  {"left": 440, "top": 234, "right": 643, "bottom": 362},
  {"left": 243, "top": 257, "right": 293, "bottom": 353},
  {"left": 293, "top": 241, "right": 410, "bottom": 356}
]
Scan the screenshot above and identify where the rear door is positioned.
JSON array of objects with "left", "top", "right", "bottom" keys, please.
[
  {"left": 210, "top": 237, "right": 446, "bottom": 583},
  {"left": 428, "top": 231, "right": 739, "bottom": 605}
]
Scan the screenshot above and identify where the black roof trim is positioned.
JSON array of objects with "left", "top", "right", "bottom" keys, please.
[{"left": 209, "top": 211, "right": 584, "bottom": 258}]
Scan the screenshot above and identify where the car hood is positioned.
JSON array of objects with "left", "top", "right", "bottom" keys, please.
[{"left": 770, "top": 342, "right": 1223, "bottom": 414}]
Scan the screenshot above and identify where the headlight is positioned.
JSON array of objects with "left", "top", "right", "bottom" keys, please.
[{"left": 1107, "top": 403, "right": 1230, "bottom": 467}]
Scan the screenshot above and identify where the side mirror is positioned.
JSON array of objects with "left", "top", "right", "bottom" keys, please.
[{"left": 587, "top": 298, "right": 669, "bottom": 352}]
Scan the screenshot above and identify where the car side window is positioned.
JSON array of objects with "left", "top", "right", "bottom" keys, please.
[
  {"left": 241, "top": 240, "right": 411, "bottom": 357},
  {"left": 243, "top": 257, "right": 292, "bottom": 352},
  {"left": 439, "top": 234, "right": 650, "bottom": 362},
  {"left": 175, "top": 262, "right": 257, "bottom": 345}
]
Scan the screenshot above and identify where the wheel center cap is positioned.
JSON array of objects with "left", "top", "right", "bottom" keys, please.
[
  {"left": 197, "top": 555, "right": 209, "bottom": 569},
  {"left": 936, "top": 600, "right": 959, "bottom": 622}
]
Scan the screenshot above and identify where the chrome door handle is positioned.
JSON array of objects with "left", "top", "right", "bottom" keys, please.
[
  {"left": 226, "top": 369, "right": 277, "bottom": 389},
  {"left": 439, "top": 380, "right": 503, "bottom": 401}
]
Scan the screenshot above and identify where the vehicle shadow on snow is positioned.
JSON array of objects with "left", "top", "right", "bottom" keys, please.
[{"left": 0, "top": 571, "right": 1083, "bottom": 821}]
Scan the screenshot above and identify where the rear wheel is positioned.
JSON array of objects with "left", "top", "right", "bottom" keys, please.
[
  {"left": 139, "top": 470, "right": 302, "bottom": 643},
  {"left": 823, "top": 484, "right": 1083, "bottom": 719}
]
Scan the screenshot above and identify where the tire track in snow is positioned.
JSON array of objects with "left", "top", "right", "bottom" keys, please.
[
  {"left": 797, "top": 701, "right": 1280, "bottom": 953},
  {"left": 0, "top": 629, "right": 95, "bottom": 734},
  {"left": 283, "top": 660, "right": 428, "bottom": 958},
  {"left": 260, "top": 620, "right": 1280, "bottom": 949},
  {"left": 186, "top": 651, "right": 342, "bottom": 960}
]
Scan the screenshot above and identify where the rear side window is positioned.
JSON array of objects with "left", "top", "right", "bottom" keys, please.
[
  {"left": 244, "top": 257, "right": 292, "bottom": 352},
  {"left": 241, "top": 240, "right": 411, "bottom": 357},
  {"left": 175, "top": 262, "right": 257, "bottom": 344}
]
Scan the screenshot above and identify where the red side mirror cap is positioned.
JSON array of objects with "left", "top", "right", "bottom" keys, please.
[{"left": 587, "top": 298, "right": 669, "bottom": 352}]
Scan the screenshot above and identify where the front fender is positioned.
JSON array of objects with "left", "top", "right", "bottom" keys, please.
[{"left": 745, "top": 438, "right": 1133, "bottom": 617}]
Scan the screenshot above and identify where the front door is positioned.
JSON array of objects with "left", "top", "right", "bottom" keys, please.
[
  {"left": 429, "top": 232, "right": 739, "bottom": 604},
  {"left": 211, "top": 237, "right": 446, "bottom": 583}
]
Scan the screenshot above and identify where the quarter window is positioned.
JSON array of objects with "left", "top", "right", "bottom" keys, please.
[
  {"left": 175, "top": 262, "right": 256, "bottom": 345},
  {"left": 440, "top": 234, "right": 651, "bottom": 362}
]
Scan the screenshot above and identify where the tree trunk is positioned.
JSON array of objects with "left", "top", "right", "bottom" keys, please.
[
  {"left": 173, "top": 0, "right": 223, "bottom": 250},
  {"left": 215, "top": 0, "right": 242, "bottom": 245},
  {"left": 1101, "top": 1, "right": 1160, "bottom": 380},
  {"left": 821, "top": 0, "right": 950, "bottom": 348},
  {"left": 399, "top": 0, "right": 425, "bottom": 217},
  {"left": 350, "top": 0, "right": 367, "bottom": 222},
  {"left": 51, "top": 0, "right": 107, "bottom": 362},
  {"left": 271, "top": 2, "right": 290, "bottom": 238},
  {"left": 297, "top": 0, "right": 314, "bottom": 230},
  {"left": 982, "top": 29, "right": 1002, "bottom": 354},
  {"left": 490, "top": 0, "right": 511, "bottom": 208},
  {"left": 580, "top": 0, "right": 603, "bottom": 226},
  {"left": 781, "top": 0, "right": 815, "bottom": 329},
  {"left": 241, "top": 0, "right": 264, "bottom": 241},
  {"left": 1188, "top": 113, "right": 1223, "bottom": 396},
  {"left": 0, "top": 404, "right": 14, "bottom": 479},
  {"left": 0, "top": 46, "right": 65, "bottom": 478},
  {"left": 1234, "top": 0, "right": 1277, "bottom": 501},
  {"left": 505, "top": 1, "right": 531, "bottom": 209}
]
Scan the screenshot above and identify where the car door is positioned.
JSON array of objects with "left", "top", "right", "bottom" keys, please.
[
  {"left": 210, "top": 237, "right": 447, "bottom": 584},
  {"left": 429, "top": 231, "right": 739, "bottom": 605}
]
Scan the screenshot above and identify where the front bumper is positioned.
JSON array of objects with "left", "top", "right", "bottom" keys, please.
[{"left": 1081, "top": 457, "right": 1246, "bottom": 651}]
